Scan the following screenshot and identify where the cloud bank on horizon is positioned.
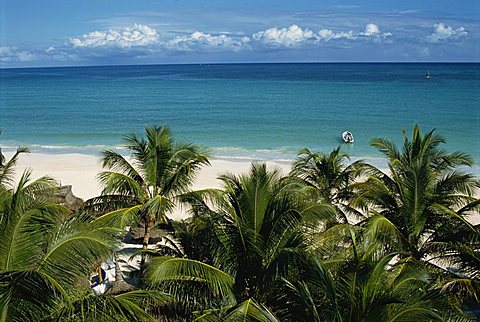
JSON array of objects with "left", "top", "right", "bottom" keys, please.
[
  {"left": 67, "top": 22, "right": 391, "bottom": 51},
  {"left": 0, "top": 1, "right": 478, "bottom": 67}
]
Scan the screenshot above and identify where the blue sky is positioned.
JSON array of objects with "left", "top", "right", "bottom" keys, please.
[{"left": 1, "top": 0, "right": 479, "bottom": 67}]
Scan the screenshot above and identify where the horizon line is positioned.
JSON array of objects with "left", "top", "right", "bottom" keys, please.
[{"left": 1, "top": 60, "right": 480, "bottom": 70}]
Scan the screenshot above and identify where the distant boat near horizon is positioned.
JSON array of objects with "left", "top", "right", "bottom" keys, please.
[{"left": 426, "top": 70, "right": 432, "bottom": 79}]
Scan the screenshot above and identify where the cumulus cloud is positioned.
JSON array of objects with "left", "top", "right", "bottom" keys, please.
[
  {"left": 362, "top": 23, "right": 379, "bottom": 36},
  {"left": 426, "top": 23, "right": 467, "bottom": 43},
  {"left": 166, "top": 31, "right": 249, "bottom": 51},
  {"left": 360, "top": 23, "right": 392, "bottom": 40},
  {"left": 252, "top": 25, "right": 316, "bottom": 46},
  {"left": 317, "top": 23, "right": 391, "bottom": 42},
  {"left": 33, "top": 22, "right": 393, "bottom": 63},
  {"left": 70, "top": 24, "right": 159, "bottom": 48},
  {"left": 317, "top": 29, "right": 355, "bottom": 41},
  {"left": 0, "top": 46, "right": 35, "bottom": 62},
  {"left": 253, "top": 24, "right": 392, "bottom": 46}
]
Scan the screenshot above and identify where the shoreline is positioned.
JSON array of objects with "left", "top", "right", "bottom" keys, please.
[
  {"left": 5, "top": 152, "right": 292, "bottom": 217},
  {"left": 1, "top": 145, "right": 479, "bottom": 178},
  {"left": 4, "top": 151, "right": 479, "bottom": 223}
]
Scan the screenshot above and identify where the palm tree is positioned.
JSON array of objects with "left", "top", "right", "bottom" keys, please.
[
  {"left": 291, "top": 146, "right": 366, "bottom": 224},
  {"left": 0, "top": 161, "right": 168, "bottom": 321},
  {"left": 85, "top": 126, "right": 210, "bottom": 253},
  {"left": 0, "top": 169, "right": 120, "bottom": 320},
  {"left": 352, "top": 125, "right": 480, "bottom": 281},
  {"left": 277, "top": 235, "right": 461, "bottom": 321},
  {"left": 144, "top": 163, "right": 330, "bottom": 320}
]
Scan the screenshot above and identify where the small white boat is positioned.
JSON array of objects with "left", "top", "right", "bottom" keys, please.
[
  {"left": 342, "top": 131, "right": 354, "bottom": 143},
  {"left": 425, "top": 71, "right": 432, "bottom": 79}
]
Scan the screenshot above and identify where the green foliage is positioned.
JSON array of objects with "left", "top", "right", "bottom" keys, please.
[
  {"left": 291, "top": 146, "right": 367, "bottom": 224},
  {"left": 0, "top": 157, "right": 163, "bottom": 321},
  {"left": 144, "top": 163, "right": 317, "bottom": 320},
  {"left": 1, "top": 125, "right": 479, "bottom": 321},
  {"left": 50, "top": 290, "right": 171, "bottom": 322},
  {"left": 0, "top": 146, "right": 29, "bottom": 190},
  {"left": 352, "top": 125, "right": 480, "bottom": 277},
  {"left": 84, "top": 125, "right": 210, "bottom": 251},
  {"left": 147, "top": 257, "right": 236, "bottom": 303}
]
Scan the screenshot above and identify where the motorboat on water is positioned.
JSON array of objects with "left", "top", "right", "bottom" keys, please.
[
  {"left": 425, "top": 71, "right": 432, "bottom": 79},
  {"left": 342, "top": 131, "right": 354, "bottom": 143}
]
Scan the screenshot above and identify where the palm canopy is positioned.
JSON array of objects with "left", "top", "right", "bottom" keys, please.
[
  {"left": 0, "top": 170, "right": 126, "bottom": 321},
  {"left": 145, "top": 163, "right": 332, "bottom": 319},
  {"left": 277, "top": 237, "right": 458, "bottom": 322},
  {"left": 291, "top": 146, "right": 366, "bottom": 224},
  {"left": 85, "top": 125, "right": 210, "bottom": 250},
  {"left": 352, "top": 124, "right": 480, "bottom": 276},
  {"left": 205, "top": 163, "right": 327, "bottom": 299}
]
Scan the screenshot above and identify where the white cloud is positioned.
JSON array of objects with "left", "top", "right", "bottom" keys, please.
[
  {"left": 252, "top": 24, "right": 391, "bottom": 46},
  {"left": 166, "top": 31, "right": 249, "bottom": 51},
  {"left": 318, "top": 29, "right": 355, "bottom": 41},
  {"left": 47, "top": 22, "right": 393, "bottom": 62},
  {"left": 317, "top": 23, "right": 391, "bottom": 42},
  {"left": 363, "top": 23, "right": 380, "bottom": 36},
  {"left": 360, "top": 23, "right": 392, "bottom": 38},
  {"left": 70, "top": 24, "right": 159, "bottom": 48},
  {"left": 0, "top": 46, "right": 35, "bottom": 62},
  {"left": 252, "top": 25, "right": 316, "bottom": 46},
  {"left": 426, "top": 23, "right": 467, "bottom": 43}
]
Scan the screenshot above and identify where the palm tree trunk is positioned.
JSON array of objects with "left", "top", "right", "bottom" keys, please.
[
  {"left": 142, "top": 218, "right": 153, "bottom": 250},
  {"left": 114, "top": 253, "right": 122, "bottom": 282},
  {"left": 140, "top": 218, "right": 153, "bottom": 266}
]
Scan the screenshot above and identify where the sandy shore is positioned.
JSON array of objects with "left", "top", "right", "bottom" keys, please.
[
  {"left": 6, "top": 152, "right": 291, "bottom": 219},
  {"left": 4, "top": 152, "right": 479, "bottom": 223}
]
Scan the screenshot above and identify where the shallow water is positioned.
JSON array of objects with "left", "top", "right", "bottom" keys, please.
[{"left": 1, "top": 63, "right": 479, "bottom": 172}]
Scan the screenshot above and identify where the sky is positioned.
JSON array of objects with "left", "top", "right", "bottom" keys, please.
[{"left": 0, "top": 0, "right": 479, "bottom": 67}]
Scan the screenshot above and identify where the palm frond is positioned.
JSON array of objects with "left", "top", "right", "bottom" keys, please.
[
  {"left": 365, "top": 214, "right": 404, "bottom": 250},
  {"left": 0, "top": 146, "right": 29, "bottom": 189},
  {"left": 93, "top": 205, "right": 144, "bottom": 228},
  {"left": 221, "top": 298, "right": 280, "bottom": 322},
  {"left": 83, "top": 194, "right": 140, "bottom": 215},
  {"left": 0, "top": 269, "right": 66, "bottom": 321},
  {"left": 38, "top": 219, "right": 121, "bottom": 287},
  {"left": 146, "top": 256, "right": 236, "bottom": 304},
  {"left": 97, "top": 171, "right": 146, "bottom": 197},
  {"left": 145, "top": 194, "right": 174, "bottom": 223},
  {"left": 441, "top": 278, "right": 480, "bottom": 303},
  {"left": 100, "top": 149, "right": 145, "bottom": 185},
  {"left": 50, "top": 289, "right": 170, "bottom": 321},
  {"left": 370, "top": 137, "right": 400, "bottom": 161}
]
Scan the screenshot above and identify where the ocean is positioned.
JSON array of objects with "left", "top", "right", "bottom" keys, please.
[{"left": 1, "top": 63, "right": 479, "bottom": 172}]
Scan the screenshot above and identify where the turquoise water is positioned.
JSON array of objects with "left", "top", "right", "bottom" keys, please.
[{"left": 0, "top": 63, "right": 479, "bottom": 170}]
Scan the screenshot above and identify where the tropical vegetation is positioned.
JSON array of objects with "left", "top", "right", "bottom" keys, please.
[
  {"left": 0, "top": 124, "right": 478, "bottom": 321},
  {"left": 84, "top": 126, "right": 210, "bottom": 254}
]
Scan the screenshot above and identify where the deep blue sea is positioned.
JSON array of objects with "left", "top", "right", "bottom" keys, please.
[{"left": 0, "top": 63, "right": 479, "bottom": 172}]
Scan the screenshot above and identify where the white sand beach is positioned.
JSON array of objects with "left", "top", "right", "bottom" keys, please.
[
  {"left": 6, "top": 152, "right": 292, "bottom": 219},
  {"left": 5, "top": 152, "right": 479, "bottom": 224}
]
